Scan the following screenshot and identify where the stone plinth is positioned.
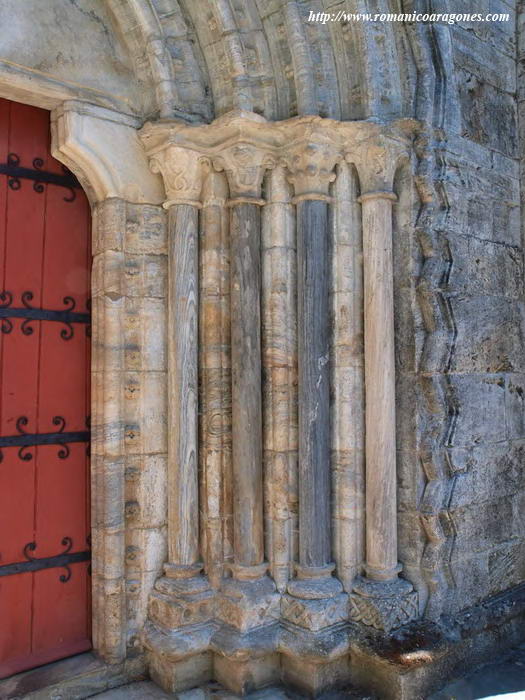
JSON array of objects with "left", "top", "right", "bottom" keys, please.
[{"left": 212, "top": 571, "right": 281, "bottom": 693}]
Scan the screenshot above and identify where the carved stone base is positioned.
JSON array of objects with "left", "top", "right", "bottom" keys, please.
[
  {"left": 281, "top": 593, "right": 348, "bottom": 631},
  {"left": 211, "top": 622, "right": 280, "bottom": 693},
  {"left": 149, "top": 574, "right": 214, "bottom": 630},
  {"left": 349, "top": 575, "right": 418, "bottom": 632},
  {"left": 143, "top": 566, "right": 216, "bottom": 693},
  {"left": 282, "top": 566, "right": 348, "bottom": 632},
  {"left": 280, "top": 569, "right": 351, "bottom": 693},
  {"left": 211, "top": 570, "right": 281, "bottom": 693},
  {"left": 215, "top": 572, "right": 280, "bottom": 633}
]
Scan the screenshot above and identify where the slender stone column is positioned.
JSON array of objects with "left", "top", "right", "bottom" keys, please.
[
  {"left": 262, "top": 165, "right": 298, "bottom": 593},
  {"left": 348, "top": 139, "right": 418, "bottom": 633},
  {"left": 281, "top": 140, "right": 347, "bottom": 614},
  {"left": 296, "top": 196, "right": 331, "bottom": 569},
  {"left": 361, "top": 190, "right": 399, "bottom": 580},
  {"left": 211, "top": 137, "right": 281, "bottom": 696},
  {"left": 200, "top": 168, "right": 232, "bottom": 590},
  {"left": 212, "top": 143, "right": 273, "bottom": 579},
  {"left": 230, "top": 197, "right": 265, "bottom": 570},
  {"left": 140, "top": 144, "right": 214, "bottom": 692},
  {"left": 331, "top": 161, "right": 365, "bottom": 594},
  {"left": 150, "top": 146, "right": 206, "bottom": 582},
  {"left": 279, "top": 137, "right": 351, "bottom": 697}
]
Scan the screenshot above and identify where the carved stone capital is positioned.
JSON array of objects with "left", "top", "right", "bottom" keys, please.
[
  {"left": 283, "top": 140, "right": 340, "bottom": 198},
  {"left": 212, "top": 142, "right": 276, "bottom": 199},
  {"left": 346, "top": 135, "right": 409, "bottom": 194},
  {"left": 148, "top": 144, "right": 205, "bottom": 208}
]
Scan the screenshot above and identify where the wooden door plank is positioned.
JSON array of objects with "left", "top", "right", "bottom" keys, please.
[{"left": 0, "top": 100, "right": 91, "bottom": 679}]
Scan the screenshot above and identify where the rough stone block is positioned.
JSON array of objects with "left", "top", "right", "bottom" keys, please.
[
  {"left": 450, "top": 497, "right": 514, "bottom": 557},
  {"left": 468, "top": 238, "right": 524, "bottom": 300},
  {"left": 213, "top": 652, "right": 280, "bottom": 695},
  {"left": 450, "top": 296, "right": 523, "bottom": 373},
  {"left": 281, "top": 653, "right": 351, "bottom": 697},
  {"left": 148, "top": 650, "right": 212, "bottom": 694},
  {"left": 124, "top": 204, "right": 167, "bottom": 255},
  {"left": 506, "top": 375, "right": 525, "bottom": 439},
  {"left": 125, "top": 454, "right": 168, "bottom": 530},
  {"left": 456, "top": 66, "right": 517, "bottom": 156},
  {"left": 450, "top": 374, "right": 506, "bottom": 447},
  {"left": 448, "top": 441, "right": 525, "bottom": 508},
  {"left": 125, "top": 253, "right": 167, "bottom": 299},
  {"left": 125, "top": 526, "right": 167, "bottom": 574}
]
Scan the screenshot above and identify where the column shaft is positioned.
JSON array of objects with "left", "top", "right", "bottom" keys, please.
[
  {"left": 262, "top": 166, "right": 298, "bottom": 592},
  {"left": 361, "top": 193, "right": 398, "bottom": 578},
  {"left": 200, "top": 172, "right": 231, "bottom": 587},
  {"left": 331, "top": 161, "right": 365, "bottom": 592},
  {"left": 230, "top": 202, "right": 264, "bottom": 568},
  {"left": 167, "top": 203, "right": 200, "bottom": 567},
  {"left": 297, "top": 199, "right": 331, "bottom": 569}
]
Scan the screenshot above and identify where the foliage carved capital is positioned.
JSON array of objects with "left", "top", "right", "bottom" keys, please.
[
  {"left": 345, "top": 134, "right": 410, "bottom": 195},
  {"left": 148, "top": 145, "right": 205, "bottom": 208},
  {"left": 212, "top": 142, "right": 276, "bottom": 199}
]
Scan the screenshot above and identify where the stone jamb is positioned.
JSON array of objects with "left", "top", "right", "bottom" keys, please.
[{"left": 0, "top": 68, "right": 164, "bottom": 681}]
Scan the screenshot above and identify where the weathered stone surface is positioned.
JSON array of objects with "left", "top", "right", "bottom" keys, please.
[
  {"left": 3, "top": 4, "right": 525, "bottom": 700},
  {"left": 281, "top": 593, "right": 348, "bottom": 632},
  {"left": 215, "top": 576, "right": 280, "bottom": 634}
]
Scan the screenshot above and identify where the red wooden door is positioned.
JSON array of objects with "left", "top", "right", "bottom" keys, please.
[{"left": 0, "top": 99, "right": 91, "bottom": 678}]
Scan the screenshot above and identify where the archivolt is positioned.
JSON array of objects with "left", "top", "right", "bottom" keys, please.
[{"left": 105, "top": 0, "right": 456, "bottom": 125}]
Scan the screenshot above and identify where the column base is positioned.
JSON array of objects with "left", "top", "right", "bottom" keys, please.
[
  {"left": 148, "top": 647, "right": 213, "bottom": 694},
  {"left": 282, "top": 564, "right": 348, "bottom": 631},
  {"left": 143, "top": 564, "right": 216, "bottom": 693},
  {"left": 148, "top": 565, "right": 214, "bottom": 630},
  {"left": 280, "top": 565, "right": 351, "bottom": 694},
  {"left": 215, "top": 566, "right": 280, "bottom": 633},
  {"left": 349, "top": 575, "right": 419, "bottom": 633},
  {"left": 211, "top": 565, "right": 281, "bottom": 693}
]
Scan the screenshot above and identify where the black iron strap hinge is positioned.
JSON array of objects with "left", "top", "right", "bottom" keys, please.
[
  {"left": 0, "top": 538, "right": 91, "bottom": 582},
  {"left": 0, "top": 416, "right": 90, "bottom": 462},
  {"left": 0, "top": 153, "right": 81, "bottom": 201}
]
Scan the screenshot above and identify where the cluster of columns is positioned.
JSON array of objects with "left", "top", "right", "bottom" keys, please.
[{"left": 139, "top": 113, "right": 418, "bottom": 693}]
